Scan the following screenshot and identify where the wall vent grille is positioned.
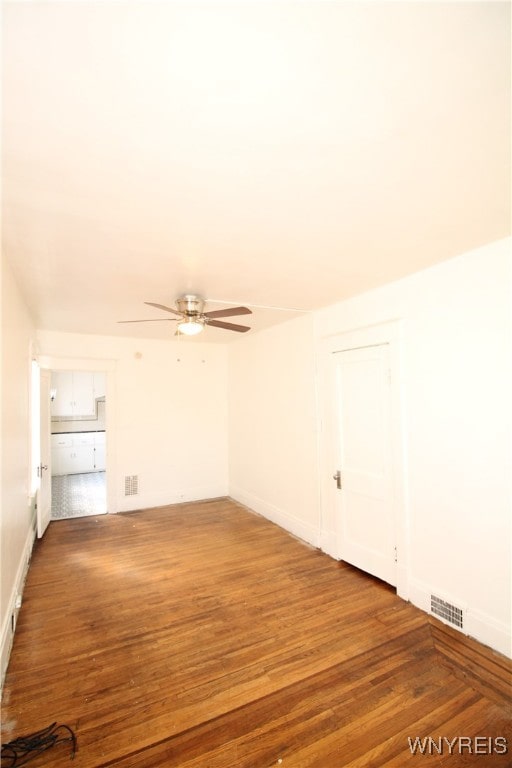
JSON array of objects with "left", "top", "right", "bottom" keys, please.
[
  {"left": 431, "top": 595, "right": 463, "bottom": 628},
  {"left": 124, "top": 475, "right": 139, "bottom": 496}
]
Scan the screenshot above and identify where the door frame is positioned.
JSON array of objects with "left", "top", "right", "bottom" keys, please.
[
  {"left": 317, "top": 320, "right": 409, "bottom": 600},
  {"left": 38, "top": 355, "right": 118, "bottom": 515}
]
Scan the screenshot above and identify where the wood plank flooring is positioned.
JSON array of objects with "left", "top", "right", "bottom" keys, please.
[{"left": 1, "top": 498, "right": 510, "bottom": 766}]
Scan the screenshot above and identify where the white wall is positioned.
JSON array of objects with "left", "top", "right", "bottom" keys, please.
[
  {"left": 228, "top": 238, "right": 511, "bottom": 657},
  {"left": 229, "top": 313, "right": 321, "bottom": 545},
  {"left": 37, "top": 331, "right": 229, "bottom": 512},
  {"left": 315, "top": 238, "right": 511, "bottom": 655},
  {"left": 1, "top": 256, "right": 37, "bottom": 684}
]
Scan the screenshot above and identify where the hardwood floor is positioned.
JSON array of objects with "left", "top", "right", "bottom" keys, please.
[{"left": 1, "top": 498, "right": 510, "bottom": 766}]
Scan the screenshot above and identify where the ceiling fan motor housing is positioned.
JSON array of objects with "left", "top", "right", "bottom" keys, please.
[{"left": 177, "top": 295, "right": 205, "bottom": 316}]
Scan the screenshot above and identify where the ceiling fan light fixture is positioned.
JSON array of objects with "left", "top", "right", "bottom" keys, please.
[
  {"left": 122, "top": 295, "right": 252, "bottom": 335},
  {"left": 177, "top": 318, "right": 204, "bottom": 336}
]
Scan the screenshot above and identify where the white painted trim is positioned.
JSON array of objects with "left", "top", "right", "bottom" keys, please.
[
  {"left": 230, "top": 486, "right": 320, "bottom": 549},
  {"left": 409, "top": 578, "right": 511, "bottom": 659},
  {"left": 117, "top": 484, "right": 229, "bottom": 513},
  {"left": 316, "top": 320, "right": 409, "bottom": 597},
  {"left": 0, "top": 524, "right": 36, "bottom": 692},
  {"left": 38, "top": 355, "right": 116, "bottom": 372},
  {"left": 466, "top": 608, "right": 512, "bottom": 660},
  {"left": 319, "top": 529, "right": 338, "bottom": 560}
]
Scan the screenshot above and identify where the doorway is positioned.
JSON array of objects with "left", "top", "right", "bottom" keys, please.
[{"left": 49, "top": 369, "right": 108, "bottom": 519}]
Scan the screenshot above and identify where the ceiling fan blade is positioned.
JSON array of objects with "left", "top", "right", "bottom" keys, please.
[
  {"left": 144, "top": 301, "right": 183, "bottom": 316},
  {"left": 117, "top": 318, "right": 177, "bottom": 323},
  {"left": 203, "top": 306, "right": 252, "bottom": 319},
  {"left": 206, "top": 319, "right": 251, "bottom": 333}
]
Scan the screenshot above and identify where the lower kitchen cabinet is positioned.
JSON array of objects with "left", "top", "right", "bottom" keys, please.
[{"left": 51, "top": 432, "right": 106, "bottom": 475}]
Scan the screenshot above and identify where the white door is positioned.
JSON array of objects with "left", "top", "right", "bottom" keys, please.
[
  {"left": 37, "top": 369, "right": 52, "bottom": 537},
  {"left": 331, "top": 344, "right": 396, "bottom": 586}
]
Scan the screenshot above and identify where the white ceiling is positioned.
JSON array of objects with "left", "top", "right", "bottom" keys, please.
[{"left": 2, "top": 1, "right": 510, "bottom": 342}]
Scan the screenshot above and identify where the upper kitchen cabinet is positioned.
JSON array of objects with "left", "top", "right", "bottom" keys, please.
[{"left": 51, "top": 371, "right": 106, "bottom": 418}]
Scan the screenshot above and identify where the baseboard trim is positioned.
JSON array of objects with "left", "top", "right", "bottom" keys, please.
[
  {"left": 229, "top": 486, "right": 320, "bottom": 549},
  {"left": 1, "top": 524, "right": 37, "bottom": 693},
  {"left": 429, "top": 616, "right": 512, "bottom": 709},
  {"left": 408, "top": 578, "right": 510, "bottom": 659},
  {"left": 319, "top": 529, "right": 338, "bottom": 560},
  {"left": 118, "top": 484, "right": 229, "bottom": 513}
]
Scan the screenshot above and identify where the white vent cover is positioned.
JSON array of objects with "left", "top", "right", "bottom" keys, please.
[
  {"left": 124, "top": 475, "right": 139, "bottom": 496},
  {"left": 431, "top": 595, "right": 463, "bottom": 628}
]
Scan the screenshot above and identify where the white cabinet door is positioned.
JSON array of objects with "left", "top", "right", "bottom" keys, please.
[
  {"left": 51, "top": 448, "right": 64, "bottom": 475},
  {"left": 51, "top": 371, "right": 96, "bottom": 417},
  {"left": 73, "top": 445, "right": 95, "bottom": 473},
  {"left": 70, "top": 372, "right": 96, "bottom": 416},
  {"left": 51, "top": 435, "right": 72, "bottom": 475},
  {"left": 51, "top": 372, "right": 74, "bottom": 416},
  {"left": 53, "top": 448, "right": 78, "bottom": 475},
  {"left": 94, "top": 444, "right": 106, "bottom": 470},
  {"left": 51, "top": 449, "right": 64, "bottom": 475}
]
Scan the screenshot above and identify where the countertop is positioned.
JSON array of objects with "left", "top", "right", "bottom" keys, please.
[{"left": 51, "top": 429, "right": 106, "bottom": 435}]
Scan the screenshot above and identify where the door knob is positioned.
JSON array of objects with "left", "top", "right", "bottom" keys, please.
[{"left": 332, "top": 470, "right": 342, "bottom": 489}]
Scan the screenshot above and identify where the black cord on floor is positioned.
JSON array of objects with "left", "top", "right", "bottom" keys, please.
[{"left": 1, "top": 722, "right": 77, "bottom": 766}]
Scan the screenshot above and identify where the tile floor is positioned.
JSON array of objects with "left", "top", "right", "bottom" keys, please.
[{"left": 51, "top": 471, "right": 107, "bottom": 519}]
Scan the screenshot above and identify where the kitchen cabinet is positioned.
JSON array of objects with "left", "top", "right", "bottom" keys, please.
[
  {"left": 51, "top": 371, "right": 106, "bottom": 418},
  {"left": 51, "top": 432, "right": 106, "bottom": 475},
  {"left": 93, "top": 432, "right": 106, "bottom": 471}
]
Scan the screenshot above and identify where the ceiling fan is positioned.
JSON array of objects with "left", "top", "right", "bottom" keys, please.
[{"left": 118, "top": 294, "right": 252, "bottom": 336}]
